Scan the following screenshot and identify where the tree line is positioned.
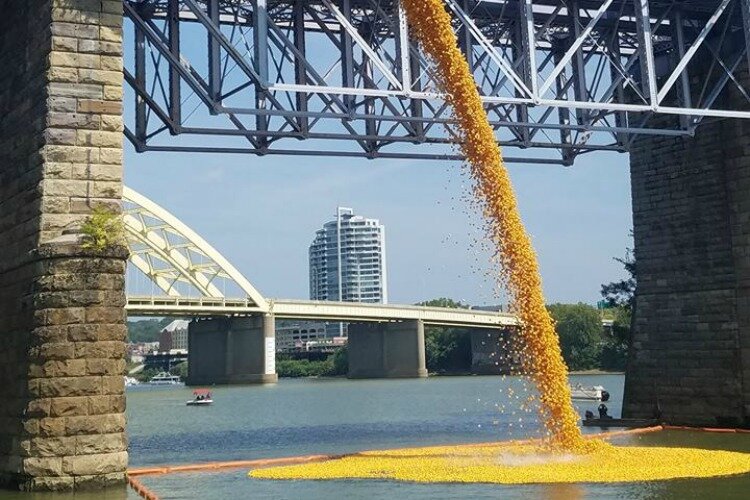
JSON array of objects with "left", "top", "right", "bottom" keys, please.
[
  {"left": 127, "top": 242, "right": 635, "bottom": 377},
  {"left": 418, "top": 242, "right": 635, "bottom": 374}
]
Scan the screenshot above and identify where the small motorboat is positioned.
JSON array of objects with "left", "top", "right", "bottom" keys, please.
[
  {"left": 582, "top": 418, "right": 659, "bottom": 428},
  {"left": 186, "top": 389, "right": 213, "bottom": 406},
  {"left": 571, "top": 384, "right": 609, "bottom": 401}
]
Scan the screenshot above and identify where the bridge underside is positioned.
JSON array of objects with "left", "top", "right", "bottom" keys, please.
[{"left": 125, "top": 0, "right": 750, "bottom": 165}]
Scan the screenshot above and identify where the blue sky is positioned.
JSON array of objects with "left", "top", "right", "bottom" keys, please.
[
  {"left": 124, "top": 145, "right": 632, "bottom": 306},
  {"left": 121, "top": 14, "right": 633, "bottom": 306}
]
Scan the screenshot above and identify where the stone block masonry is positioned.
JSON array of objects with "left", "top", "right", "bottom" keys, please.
[
  {"left": 0, "top": 0, "right": 127, "bottom": 491},
  {"left": 624, "top": 68, "right": 750, "bottom": 427}
]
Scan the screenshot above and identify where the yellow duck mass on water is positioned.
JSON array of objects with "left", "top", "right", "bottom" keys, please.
[
  {"left": 250, "top": 443, "right": 750, "bottom": 484},
  {"left": 249, "top": 0, "right": 750, "bottom": 485}
]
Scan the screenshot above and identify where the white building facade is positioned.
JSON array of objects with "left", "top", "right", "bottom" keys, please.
[
  {"left": 309, "top": 207, "right": 388, "bottom": 304},
  {"left": 309, "top": 208, "right": 388, "bottom": 337}
]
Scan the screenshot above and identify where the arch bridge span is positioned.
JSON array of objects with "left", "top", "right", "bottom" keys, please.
[{"left": 122, "top": 186, "right": 518, "bottom": 329}]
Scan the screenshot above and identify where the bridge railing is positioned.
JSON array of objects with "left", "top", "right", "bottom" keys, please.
[{"left": 126, "top": 295, "right": 520, "bottom": 328}]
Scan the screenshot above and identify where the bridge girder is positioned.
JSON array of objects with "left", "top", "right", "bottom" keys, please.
[
  {"left": 123, "top": 0, "right": 750, "bottom": 165},
  {"left": 121, "top": 187, "right": 519, "bottom": 327},
  {"left": 122, "top": 186, "right": 269, "bottom": 309}
]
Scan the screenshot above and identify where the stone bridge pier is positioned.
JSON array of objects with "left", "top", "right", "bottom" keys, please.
[
  {"left": 0, "top": 0, "right": 127, "bottom": 491},
  {"left": 624, "top": 78, "right": 750, "bottom": 427},
  {"left": 187, "top": 315, "right": 278, "bottom": 385}
]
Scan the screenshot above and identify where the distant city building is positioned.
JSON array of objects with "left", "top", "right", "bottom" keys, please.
[
  {"left": 309, "top": 207, "right": 388, "bottom": 303},
  {"left": 309, "top": 207, "right": 388, "bottom": 337},
  {"left": 143, "top": 350, "right": 188, "bottom": 372},
  {"left": 126, "top": 342, "right": 159, "bottom": 363},
  {"left": 276, "top": 321, "right": 346, "bottom": 353},
  {"left": 159, "top": 319, "right": 189, "bottom": 352}
]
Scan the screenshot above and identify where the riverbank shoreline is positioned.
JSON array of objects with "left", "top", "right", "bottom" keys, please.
[{"left": 276, "top": 369, "right": 625, "bottom": 380}]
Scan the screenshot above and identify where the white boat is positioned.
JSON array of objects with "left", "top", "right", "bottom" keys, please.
[
  {"left": 186, "top": 389, "right": 213, "bottom": 406},
  {"left": 124, "top": 376, "right": 140, "bottom": 387},
  {"left": 148, "top": 372, "right": 182, "bottom": 385},
  {"left": 571, "top": 384, "right": 609, "bottom": 401}
]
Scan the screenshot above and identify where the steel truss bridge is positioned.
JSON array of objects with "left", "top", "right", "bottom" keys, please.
[
  {"left": 123, "top": 186, "right": 518, "bottom": 328},
  {"left": 124, "top": 0, "right": 750, "bottom": 165}
]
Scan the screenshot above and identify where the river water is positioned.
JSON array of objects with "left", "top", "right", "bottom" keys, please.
[{"left": 2, "top": 374, "right": 749, "bottom": 499}]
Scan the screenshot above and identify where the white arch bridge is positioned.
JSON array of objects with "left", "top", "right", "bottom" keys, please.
[
  {"left": 122, "top": 187, "right": 518, "bottom": 383},
  {"left": 122, "top": 186, "right": 517, "bottom": 329}
]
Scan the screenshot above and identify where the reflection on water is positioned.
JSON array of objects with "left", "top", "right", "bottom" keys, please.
[
  {"left": 2, "top": 374, "right": 749, "bottom": 499},
  {"left": 126, "top": 375, "right": 625, "bottom": 467},
  {"left": 0, "top": 487, "right": 129, "bottom": 500},
  {"left": 545, "top": 483, "right": 584, "bottom": 500}
]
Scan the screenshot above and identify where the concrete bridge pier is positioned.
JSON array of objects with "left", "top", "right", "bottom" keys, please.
[
  {"left": 347, "top": 320, "right": 428, "bottom": 379},
  {"left": 0, "top": 0, "right": 127, "bottom": 491},
  {"left": 187, "top": 315, "right": 278, "bottom": 385}
]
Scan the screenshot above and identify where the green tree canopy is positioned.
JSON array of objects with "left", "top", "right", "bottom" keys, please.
[
  {"left": 599, "top": 237, "right": 636, "bottom": 370},
  {"left": 547, "top": 303, "right": 603, "bottom": 371},
  {"left": 601, "top": 241, "right": 636, "bottom": 310},
  {"left": 127, "top": 317, "right": 174, "bottom": 343},
  {"left": 417, "top": 298, "right": 471, "bottom": 373},
  {"left": 417, "top": 298, "right": 468, "bottom": 309}
]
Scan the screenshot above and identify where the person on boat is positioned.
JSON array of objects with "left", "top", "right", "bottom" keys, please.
[{"left": 598, "top": 403, "right": 613, "bottom": 419}]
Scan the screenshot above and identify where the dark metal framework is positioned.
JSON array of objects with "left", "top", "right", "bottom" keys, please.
[{"left": 124, "top": 0, "right": 750, "bottom": 165}]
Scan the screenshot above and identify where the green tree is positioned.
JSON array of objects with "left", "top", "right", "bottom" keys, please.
[
  {"left": 276, "top": 358, "right": 333, "bottom": 378},
  {"left": 329, "top": 347, "right": 348, "bottom": 376},
  {"left": 418, "top": 297, "right": 467, "bottom": 309},
  {"left": 173, "top": 362, "right": 189, "bottom": 380},
  {"left": 135, "top": 367, "right": 160, "bottom": 383},
  {"left": 127, "top": 318, "right": 173, "bottom": 343},
  {"left": 418, "top": 298, "right": 472, "bottom": 373},
  {"left": 601, "top": 244, "right": 636, "bottom": 310},
  {"left": 599, "top": 239, "right": 637, "bottom": 370},
  {"left": 547, "top": 303, "right": 603, "bottom": 371},
  {"left": 81, "top": 205, "right": 125, "bottom": 251}
]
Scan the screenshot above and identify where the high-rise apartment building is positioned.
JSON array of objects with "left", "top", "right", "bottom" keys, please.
[{"left": 309, "top": 207, "right": 388, "bottom": 305}]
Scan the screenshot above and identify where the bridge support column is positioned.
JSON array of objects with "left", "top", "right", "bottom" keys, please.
[
  {"left": 347, "top": 320, "right": 428, "bottom": 379},
  {"left": 187, "top": 315, "right": 277, "bottom": 385},
  {"left": 625, "top": 90, "right": 750, "bottom": 426},
  {"left": 0, "top": 0, "right": 127, "bottom": 491}
]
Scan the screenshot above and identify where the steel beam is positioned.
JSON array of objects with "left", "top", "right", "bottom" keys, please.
[
  {"left": 121, "top": 0, "right": 750, "bottom": 166},
  {"left": 253, "top": 0, "right": 269, "bottom": 148},
  {"left": 167, "top": 0, "right": 181, "bottom": 132},
  {"left": 743, "top": 0, "right": 750, "bottom": 80},
  {"left": 207, "top": 0, "right": 221, "bottom": 105}
]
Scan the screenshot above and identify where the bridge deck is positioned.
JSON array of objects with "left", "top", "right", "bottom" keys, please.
[{"left": 126, "top": 296, "right": 519, "bottom": 328}]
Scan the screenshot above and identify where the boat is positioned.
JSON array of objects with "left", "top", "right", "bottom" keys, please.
[
  {"left": 571, "top": 384, "right": 609, "bottom": 401},
  {"left": 124, "top": 376, "right": 140, "bottom": 387},
  {"left": 582, "top": 418, "right": 659, "bottom": 428},
  {"left": 148, "top": 372, "right": 182, "bottom": 385},
  {"left": 186, "top": 389, "right": 213, "bottom": 406}
]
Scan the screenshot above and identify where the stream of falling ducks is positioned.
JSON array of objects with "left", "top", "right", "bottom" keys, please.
[
  {"left": 399, "top": 0, "right": 595, "bottom": 452},
  {"left": 248, "top": 1, "right": 750, "bottom": 485}
]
